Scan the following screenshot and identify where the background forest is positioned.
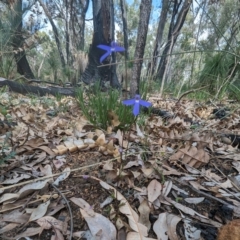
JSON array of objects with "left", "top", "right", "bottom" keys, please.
[
  {"left": 2, "top": 1, "right": 240, "bottom": 239},
  {"left": 0, "top": 0, "right": 240, "bottom": 99}
]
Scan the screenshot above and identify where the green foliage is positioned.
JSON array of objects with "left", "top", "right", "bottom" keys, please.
[
  {"left": 76, "top": 83, "right": 135, "bottom": 130},
  {"left": 0, "top": 17, "right": 17, "bottom": 78},
  {"left": 196, "top": 51, "right": 240, "bottom": 97},
  {"left": 142, "top": 78, "right": 162, "bottom": 94},
  {"left": 0, "top": 149, "right": 15, "bottom": 165},
  {"left": 0, "top": 54, "right": 16, "bottom": 79},
  {"left": 139, "top": 78, "right": 149, "bottom": 99},
  {"left": 188, "top": 90, "right": 212, "bottom": 101},
  {"left": 55, "top": 92, "right": 64, "bottom": 102},
  {"left": 228, "top": 83, "right": 240, "bottom": 101},
  {"left": 0, "top": 105, "right": 8, "bottom": 116}
]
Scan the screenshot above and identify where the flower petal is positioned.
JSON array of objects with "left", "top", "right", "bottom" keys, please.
[
  {"left": 110, "top": 41, "right": 125, "bottom": 52},
  {"left": 97, "top": 45, "right": 111, "bottom": 51},
  {"left": 111, "top": 41, "right": 117, "bottom": 47},
  {"left": 114, "top": 46, "right": 125, "bottom": 52},
  {"left": 139, "top": 100, "right": 152, "bottom": 108},
  {"left": 133, "top": 102, "right": 140, "bottom": 116},
  {"left": 122, "top": 99, "right": 135, "bottom": 106},
  {"left": 100, "top": 51, "right": 111, "bottom": 63}
]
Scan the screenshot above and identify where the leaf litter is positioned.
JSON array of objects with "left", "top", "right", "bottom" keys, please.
[{"left": 0, "top": 93, "right": 240, "bottom": 239}]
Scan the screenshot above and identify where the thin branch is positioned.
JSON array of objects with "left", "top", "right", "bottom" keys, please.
[
  {"left": 51, "top": 183, "right": 73, "bottom": 240},
  {"left": 176, "top": 85, "right": 209, "bottom": 104}
]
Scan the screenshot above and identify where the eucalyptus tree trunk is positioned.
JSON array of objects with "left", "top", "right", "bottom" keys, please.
[
  {"left": 130, "top": 0, "right": 152, "bottom": 97},
  {"left": 65, "top": 0, "right": 70, "bottom": 65},
  {"left": 120, "top": 0, "right": 129, "bottom": 60},
  {"left": 38, "top": 0, "right": 66, "bottom": 68},
  {"left": 156, "top": 0, "right": 192, "bottom": 83},
  {"left": 80, "top": 0, "right": 120, "bottom": 88},
  {"left": 120, "top": 0, "right": 129, "bottom": 95},
  {"left": 70, "top": 0, "right": 89, "bottom": 51},
  {"left": 147, "top": 0, "right": 169, "bottom": 76},
  {"left": 11, "top": 0, "right": 35, "bottom": 79}
]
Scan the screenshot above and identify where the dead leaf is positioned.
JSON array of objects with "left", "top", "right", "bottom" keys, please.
[
  {"left": 124, "top": 160, "right": 141, "bottom": 169},
  {"left": 12, "top": 227, "right": 42, "bottom": 239},
  {"left": 189, "top": 181, "right": 209, "bottom": 191},
  {"left": 100, "top": 196, "right": 113, "bottom": 208},
  {"left": 0, "top": 223, "right": 20, "bottom": 234},
  {"left": 219, "top": 179, "right": 233, "bottom": 188},
  {"left": 1, "top": 209, "right": 29, "bottom": 224},
  {"left": 103, "top": 161, "right": 114, "bottom": 170},
  {"left": 184, "top": 197, "right": 205, "bottom": 204},
  {"left": 36, "top": 216, "right": 65, "bottom": 232},
  {"left": 153, "top": 212, "right": 168, "bottom": 240},
  {"left": 202, "top": 168, "right": 223, "bottom": 181},
  {"left": 141, "top": 168, "right": 154, "bottom": 177},
  {"left": 108, "top": 110, "right": 120, "bottom": 127},
  {"left": 53, "top": 167, "right": 70, "bottom": 186},
  {"left": 127, "top": 232, "right": 157, "bottom": 240},
  {"left": 165, "top": 197, "right": 207, "bottom": 218},
  {"left": 2, "top": 173, "right": 31, "bottom": 184},
  {"left": 64, "top": 140, "right": 78, "bottom": 152},
  {"left": 37, "top": 146, "right": 55, "bottom": 156},
  {"left": 0, "top": 193, "right": 19, "bottom": 204},
  {"left": 47, "top": 202, "right": 65, "bottom": 216},
  {"left": 136, "top": 123, "right": 144, "bottom": 138},
  {"left": 162, "top": 181, "right": 172, "bottom": 197},
  {"left": 100, "top": 181, "right": 148, "bottom": 237},
  {"left": 138, "top": 199, "right": 151, "bottom": 231},
  {"left": 18, "top": 179, "right": 50, "bottom": 199},
  {"left": 118, "top": 227, "right": 127, "bottom": 240},
  {"left": 95, "top": 133, "right": 106, "bottom": 146},
  {"left": 183, "top": 219, "right": 201, "bottom": 240},
  {"left": 70, "top": 197, "right": 95, "bottom": 217},
  {"left": 40, "top": 164, "right": 53, "bottom": 177},
  {"left": 29, "top": 200, "right": 50, "bottom": 222},
  {"left": 80, "top": 208, "right": 117, "bottom": 240},
  {"left": 51, "top": 228, "right": 64, "bottom": 240},
  {"left": 166, "top": 213, "right": 182, "bottom": 240},
  {"left": 147, "top": 179, "right": 162, "bottom": 204}
]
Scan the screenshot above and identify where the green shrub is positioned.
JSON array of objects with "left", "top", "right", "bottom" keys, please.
[{"left": 76, "top": 83, "right": 135, "bottom": 130}]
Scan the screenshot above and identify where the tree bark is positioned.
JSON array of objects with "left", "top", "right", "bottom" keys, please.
[
  {"left": 147, "top": 0, "right": 169, "bottom": 76},
  {"left": 130, "top": 0, "right": 152, "bottom": 97},
  {"left": 11, "top": 0, "right": 35, "bottom": 79},
  {"left": 65, "top": 0, "right": 71, "bottom": 65},
  {"left": 120, "top": 0, "right": 129, "bottom": 60},
  {"left": 80, "top": 0, "right": 120, "bottom": 88},
  {"left": 70, "top": 0, "right": 89, "bottom": 51}
]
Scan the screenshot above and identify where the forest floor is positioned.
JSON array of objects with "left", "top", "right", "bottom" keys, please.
[{"left": 0, "top": 91, "right": 240, "bottom": 240}]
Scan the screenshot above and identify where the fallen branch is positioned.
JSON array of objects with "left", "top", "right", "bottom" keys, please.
[{"left": 0, "top": 77, "right": 75, "bottom": 97}]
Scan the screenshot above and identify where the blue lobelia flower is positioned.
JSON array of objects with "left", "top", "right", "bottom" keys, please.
[
  {"left": 122, "top": 94, "right": 152, "bottom": 116},
  {"left": 97, "top": 41, "right": 125, "bottom": 63}
]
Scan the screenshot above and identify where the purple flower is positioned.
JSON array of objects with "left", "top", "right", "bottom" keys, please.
[
  {"left": 97, "top": 41, "right": 125, "bottom": 63},
  {"left": 122, "top": 94, "right": 152, "bottom": 116}
]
